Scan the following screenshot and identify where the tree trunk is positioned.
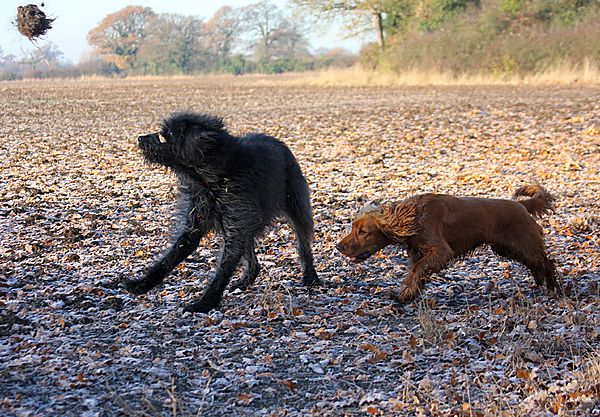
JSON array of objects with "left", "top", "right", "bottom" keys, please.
[{"left": 373, "top": 12, "right": 384, "bottom": 50}]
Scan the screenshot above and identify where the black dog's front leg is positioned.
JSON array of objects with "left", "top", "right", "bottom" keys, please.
[
  {"left": 126, "top": 218, "right": 207, "bottom": 295},
  {"left": 184, "top": 241, "right": 243, "bottom": 313}
]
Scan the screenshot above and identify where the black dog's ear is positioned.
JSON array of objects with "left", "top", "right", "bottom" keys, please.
[
  {"left": 161, "top": 113, "right": 188, "bottom": 140},
  {"left": 171, "top": 122, "right": 186, "bottom": 139},
  {"left": 163, "top": 112, "right": 225, "bottom": 140},
  {"left": 161, "top": 118, "right": 186, "bottom": 139}
]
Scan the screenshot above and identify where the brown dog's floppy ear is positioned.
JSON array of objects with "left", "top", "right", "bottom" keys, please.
[{"left": 378, "top": 200, "right": 419, "bottom": 241}]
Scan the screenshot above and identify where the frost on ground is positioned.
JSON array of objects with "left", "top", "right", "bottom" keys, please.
[{"left": 0, "top": 78, "right": 598, "bottom": 416}]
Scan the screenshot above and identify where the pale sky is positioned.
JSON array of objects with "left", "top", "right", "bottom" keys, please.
[{"left": 0, "top": 0, "right": 365, "bottom": 63}]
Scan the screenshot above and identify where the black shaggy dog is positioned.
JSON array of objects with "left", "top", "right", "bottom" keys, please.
[{"left": 125, "top": 112, "right": 320, "bottom": 313}]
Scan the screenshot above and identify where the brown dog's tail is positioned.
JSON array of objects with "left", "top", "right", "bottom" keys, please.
[{"left": 513, "top": 185, "right": 554, "bottom": 218}]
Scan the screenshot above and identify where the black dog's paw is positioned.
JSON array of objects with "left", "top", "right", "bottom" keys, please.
[
  {"left": 124, "top": 278, "right": 155, "bottom": 295},
  {"left": 124, "top": 269, "right": 164, "bottom": 295},
  {"left": 229, "top": 279, "right": 251, "bottom": 292},
  {"left": 229, "top": 267, "right": 260, "bottom": 292},
  {"left": 183, "top": 298, "right": 219, "bottom": 314},
  {"left": 321, "top": 280, "right": 340, "bottom": 289},
  {"left": 302, "top": 269, "right": 321, "bottom": 288}
]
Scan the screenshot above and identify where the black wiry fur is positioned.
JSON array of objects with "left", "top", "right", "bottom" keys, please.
[{"left": 125, "top": 112, "right": 320, "bottom": 313}]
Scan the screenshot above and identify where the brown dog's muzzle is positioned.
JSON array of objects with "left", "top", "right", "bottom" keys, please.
[
  {"left": 336, "top": 234, "right": 375, "bottom": 263},
  {"left": 337, "top": 215, "right": 391, "bottom": 264}
]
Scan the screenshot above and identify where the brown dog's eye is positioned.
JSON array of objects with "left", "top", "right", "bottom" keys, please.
[{"left": 358, "top": 228, "right": 368, "bottom": 236}]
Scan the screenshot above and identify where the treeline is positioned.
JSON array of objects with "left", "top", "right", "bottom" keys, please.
[
  {"left": 0, "top": 1, "right": 356, "bottom": 80},
  {"left": 87, "top": 2, "right": 356, "bottom": 76},
  {"left": 3, "top": 0, "right": 598, "bottom": 80},
  {"left": 295, "top": 0, "right": 600, "bottom": 75}
]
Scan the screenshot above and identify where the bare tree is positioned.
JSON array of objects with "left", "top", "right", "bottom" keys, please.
[
  {"left": 136, "top": 14, "right": 205, "bottom": 74},
  {"left": 243, "top": 1, "right": 285, "bottom": 63},
  {"left": 292, "top": 0, "right": 390, "bottom": 48},
  {"left": 203, "top": 6, "right": 245, "bottom": 70},
  {"left": 269, "top": 19, "right": 310, "bottom": 61},
  {"left": 19, "top": 42, "right": 63, "bottom": 72}
]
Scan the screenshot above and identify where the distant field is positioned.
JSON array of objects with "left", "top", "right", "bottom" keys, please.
[{"left": 1, "top": 77, "right": 599, "bottom": 416}]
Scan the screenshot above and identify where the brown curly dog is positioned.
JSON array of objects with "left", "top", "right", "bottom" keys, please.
[{"left": 336, "top": 185, "right": 561, "bottom": 303}]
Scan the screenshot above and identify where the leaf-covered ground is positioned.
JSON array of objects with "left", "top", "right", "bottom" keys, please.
[{"left": 1, "top": 77, "right": 598, "bottom": 417}]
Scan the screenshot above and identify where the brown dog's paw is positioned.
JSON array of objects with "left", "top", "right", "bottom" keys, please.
[
  {"left": 548, "top": 284, "right": 565, "bottom": 298},
  {"left": 388, "top": 285, "right": 420, "bottom": 304}
]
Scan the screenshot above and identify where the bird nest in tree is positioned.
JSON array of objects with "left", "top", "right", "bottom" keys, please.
[{"left": 17, "top": 4, "right": 54, "bottom": 40}]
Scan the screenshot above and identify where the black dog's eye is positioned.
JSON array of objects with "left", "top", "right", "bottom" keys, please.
[{"left": 159, "top": 133, "right": 168, "bottom": 143}]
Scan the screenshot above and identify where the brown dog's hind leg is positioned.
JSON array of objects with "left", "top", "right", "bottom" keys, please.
[
  {"left": 532, "top": 257, "right": 562, "bottom": 295},
  {"left": 492, "top": 244, "right": 562, "bottom": 295},
  {"left": 394, "top": 242, "right": 453, "bottom": 303}
]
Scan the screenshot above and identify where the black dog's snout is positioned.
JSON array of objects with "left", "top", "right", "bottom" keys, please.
[
  {"left": 336, "top": 243, "right": 345, "bottom": 252},
  {"left": 138, "top": 134, "right": 155, "bottom": 145}
]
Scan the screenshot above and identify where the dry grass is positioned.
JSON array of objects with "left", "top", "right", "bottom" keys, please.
[
  {"left": 417, "top": 300, "right": 447, "bottom": 346},
  {"left": 578, "top": 352, "right": 600, "bottom": 393},
  {"left": 10, "top": 59, "right": 599, "bottom": 87},
  {"left": 275, "top": 60, "right": 600, "bottom": 86}
]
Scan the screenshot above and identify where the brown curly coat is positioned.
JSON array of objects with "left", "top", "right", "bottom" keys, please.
[{"left": 337, "top": 185, "right": 561, "bottom": 303}]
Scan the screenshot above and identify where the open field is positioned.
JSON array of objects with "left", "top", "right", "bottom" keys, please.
[{"left": 1, "top": 77, "right": 599, "bottom": 416}]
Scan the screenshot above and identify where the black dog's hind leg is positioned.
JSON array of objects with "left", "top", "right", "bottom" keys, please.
[
  {"left": 285, "top": 179, "right": 320, "bottom": 287},
  {"left": 126, "top": 208, "right": 208, "bottom": 295},
  {"left": 294, "top": 221, "right": 320, "bottom": 287},
  {"left": 184, "top": 239, "right": 244, "bottom": 313},
  {"left": 230, "top": 239, "right": 261, "bottom": 292}
]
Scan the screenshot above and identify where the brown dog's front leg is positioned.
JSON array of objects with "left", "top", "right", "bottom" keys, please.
[
  {"left": 393, "top": 268, "right": 425, "bottom": 303},
  {"left": 393, "top": 244, "right": 453, "bottom": 303}
]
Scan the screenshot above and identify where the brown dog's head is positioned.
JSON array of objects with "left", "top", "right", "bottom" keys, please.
[{"left": 336, "top": 205, "right": 391, "bottom": 263}]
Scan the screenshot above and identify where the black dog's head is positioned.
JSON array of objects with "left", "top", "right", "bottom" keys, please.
[{"left": 138, "top": 112, "right": 227, "bottom": 168}]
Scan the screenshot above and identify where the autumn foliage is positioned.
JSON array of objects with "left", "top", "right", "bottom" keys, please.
[{"left": 87, "top": 6, "right": 156, "bottom": 72}]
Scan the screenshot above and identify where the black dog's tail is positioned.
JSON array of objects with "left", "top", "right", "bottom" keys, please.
[
  {"left": 513, "top": 184, "right": 554, "bottom": 218},
  {"left": 283, "top": 147, "right": 314, "bottom": 238}
]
